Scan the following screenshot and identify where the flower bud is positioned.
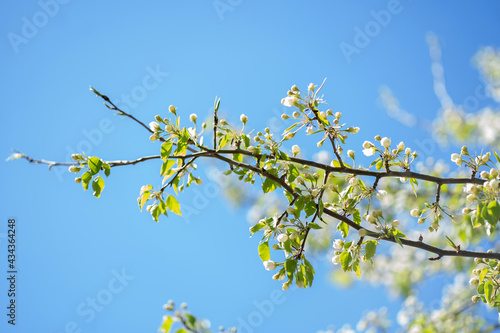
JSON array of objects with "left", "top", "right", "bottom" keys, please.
[
  {"left": 491, "top": 179, "right": 499, "bottom": 189},
  {"left": 365, "top": 214, "right": 376, "bottom": 223},
  {"left": 480, "top": 171, "right": 490, "bottom": 179},
  {"left": 71, "top": 154, "right": 84, "bottom": 161},
  {"left": 374, "top": 135, "right": 381, "bottom": 141},
  {"left": 149, "top": 121, "right": 160, "bottom": 132},
  {"left": 68, "top": 166, "right": 81, "bottom": 173},
  {"left": 306, "top": 126, "right": 314, "bottom": 135},
  {"left": 240, "top": 114, "right": 248, "bottom": 124},
  {"left": 358, "top": 228, "right": 367, "bottom": 237},
  {"left": 335, "top": 112, "right": 342, "bottom": 118},
  {"left": 461, "top": 146, "right": 468, "bottom": 155},
  {"left": 332, "top": 255, "right": 340, "bottom": 265},
  {"left": 284, "top": 132, "right": 294, "bottom": 140},
  {"left": 282, "top": 282, "right": 289, "bottom": 290},
  {"left": 363, "top": 141, "right": 373, "bottom": 149},
  {"left": 347, "top": 150, "right": 355, "bottom": 159},
  {"left": 292, "top": 145, "right": 300, "bottom": 155},
  {"left": 189, "top": 113, "right": 197, "bottom": 122},
  {"left": 281, "top": 114, "right": 290, "bottom": 120},
  {"left": 308, "top": 83, "right": 315, "bottom": 91},
  {"left": 469, "top": 277, "right": 479, "bottom": 286},
  {"left": 155, "top": 115, "right": 163, "bottom": 123},
  {"left": 397, "top": 141, "right": 405, "bottom": 151},
  {"left": 292, "top": 111, "right": 300, "bottom": 118},
  {"left": 466, "top": 194, "right": 476, "bottom": 202},
  {"left": 319, "top": 111, "right": 327, "bottom": 119},
  {"left": 405, "top": 148, "right": 411, "bottom": 155},
  {"left": 311, "top": 189, "right": 320, "bottom": 197},
  {"left": 471, "top": 295, "right": 480, "bottom": 303},
  {"left": 392, "top": 220, "right": 399, "bottom": 227},
  {"left": 410, "top": 209, "right": 420, "bottom": 217},
  {"left": 168, "top": 105, "right": 176, "bottom": 114},
  {"left": 462, "top": 207, "right": 471, "bottom": 214},
  {"left": 286, "top": 206, "right": 295, "bottom": 215},
  {"left": 74, "top": 177, "right": 82, "bottom": 183},
  {"left": 418, "top": 218, "right": 425, "bottom": 224},
  {"left": 381, "top": 137, "right": 391, "bottom": 148}
]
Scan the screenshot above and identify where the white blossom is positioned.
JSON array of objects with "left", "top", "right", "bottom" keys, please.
[
  {"left": 333, "top": 239, "right": 343, "bottom": 249},
  {"left": 292, "top": 145, "right": 300, "bottom": 155},
  {"left": 282, "top": 96, "right": 298, "bottom": 107},
  {"left": 263, "top": 260, "right": 276, "bottom": 271}
]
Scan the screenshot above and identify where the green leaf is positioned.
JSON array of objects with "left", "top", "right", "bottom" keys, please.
[
  {"left": 352, "top": 260, "right": 361, "bottom": 278},
  {"left": 445, "top": 234, "right": 457, "bottom": 249},
  {"left": 285, "top": 259, "right": 297, "bottom": 279},
  {"left": 338, "top": 221, "right": 349, "bottom": 238},
  {"left": 262, "top": 177, "right": 278, "bottom": 193},
  {"left": 242, "top": 134, "right": 250, "bottom": 148},
  {"left": 365, "top": 240, "right": 377, "bottom": 260},
  {"left": 485, "top": 280, "right": 494, "bottom": 305},
  {"left": 479, "top": 267, "right": 489, "bottom": 283},
  {"left": 166, "top": 195, "right": 182, "bottom": 216},
  {"left": 185, "top": 314, "right": 196, "bottom": 327},
  {"left": 304, "top": 258, "right": 315, "bottom": 287},
  {"left": 233, "top": 153, "right": 243, "bottom": 163},
  {"left": 159, "top": 315, "right": 173, "bottom": 333},
  {"left": 375, "top": 160, "right": 383, "bottom": 171},
  {"left": 92, "top": 176, "right": 105, "bottom": 198},
  {"left": 174, "top": 138, "right": 187, "bottom": 156},
  {"left": 318, "top": 200, "right": 324, "bottom": 218},
  {"left": 283, "top": 122, "right": 298, "bottom": 134},
  {"left": 304, "top": 200, "right": 316, "bottom": 217},
  {"left": 352, "top": 209, "right": 361, "bottom": 224},
  {"left": 258, "top": 241, "right": 270, "bottom": 261},
  {"left": 340, "top": 251, "right": 352, "bottom": 272},
  {"left": 81, "top": 171, "right": 92, "bottom": 191},
  {"left": 487, "top": 201, "right": 500, "bottom": 226},
  {"left": 161, "top": 141, "right": 173, "bottom": 160},
  {"left": 88, "top": 157, "right": 102, "bottom": 175},
  {"left": 309, "top": 222, "right": 322, "bottom": 230},
  {"left": 288, "top": 164, "right": 299, "bottom": 183},
  {"left": 493, "top": 150, "right": 500, "bottom": 165},
  {"left": 102, "top": 163, "right": 111, "bottom": 177},
  {"left": 409, "top": 178, "right": 418, "bottom": 197},
  {"left": 151, "top": 204, "right": 161, "bottom": 222},
  {"left": 139, "top": 191, "right": 150, "bottom": 211},
  {"left": 161, "top": 160, "right": 177, "bottom": 178}
]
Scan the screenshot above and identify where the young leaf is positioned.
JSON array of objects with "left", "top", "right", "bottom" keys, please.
[
  {"left": 285, "top": 259, "right": 297, "bottom": 279},
  {"left": 365, "top": 240, "right": 377, "bottom": 260},
  {"left": 88, "top": 156, "right": 102, "bottom": 175},
  {"left": 340, "top": 251, "right": 352, "bottom": 272},
  {"left": 262, "top": 177, "right": 278, "bottom": 193},
  {"left": 92, "top": 176, "right": 105, "bottom": 198},
  {"left": 102, "top": 163, "right": 111, "bottom": 177},
  {"left": 159, "top": 315, "right": 173, "bottom": 333},
  {"left": 288, "top": 164, "right": 299, "bottom": 183},
  {"left": 161, "top": 141, "right": 173, "bottom": 160},
  {"left": 81, "top": 171, "right": 92, "bottom": 191},
  {"left": 166, "top": 195, "right": 182, "bottom": 216},
  {"left": 258, "top": 241, "right": 270, "bottom": 261}
]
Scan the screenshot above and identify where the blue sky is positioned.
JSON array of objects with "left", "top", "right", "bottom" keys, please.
[{"left": 2, "top": 1, "right": 500, "bottom": 332}]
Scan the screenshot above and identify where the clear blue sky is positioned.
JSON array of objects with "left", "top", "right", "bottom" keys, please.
[{"left": 2, "top": 1, "right": 500, "bottom": 332}]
